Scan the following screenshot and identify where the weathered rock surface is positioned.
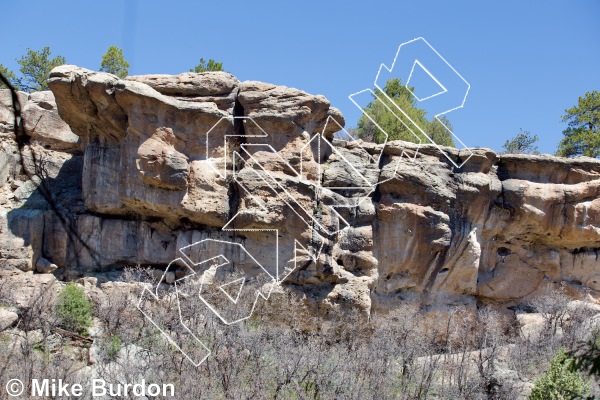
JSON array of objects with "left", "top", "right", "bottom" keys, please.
[
  {"left": 22, "top": 91, "right": 80, "bottom": 151},
  {"left": 0, "top": 308, "right": 18, "bottom": 330},
  {"left": 127, "top": 71, "right": 239, "bottom": 111},
  {"left": 35, "top": 256, "right": 58, "bottom": 273},
  {"left": 0, "top": 270, "right": 59, "bottom": 309},
  {"left": 0, "top": 65, "right": 599, "bottom": 319}
]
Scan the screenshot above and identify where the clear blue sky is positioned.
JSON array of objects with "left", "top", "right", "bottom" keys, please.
[{"left": 2, "top": 0, "right": 598, "bottom": 154}]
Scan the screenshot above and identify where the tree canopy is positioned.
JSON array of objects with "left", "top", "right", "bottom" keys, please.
[
  {"left": 556, "top": 90, "right": 600, "bottom": 158},
  {"left": 0, "top": 64, "right": 17, "bottom": 89},
  {"left": 16, "top": 46, "right": 66, "bottom": 92},
  {"left": 528, "top": 349, "right": 589, "bottom": 400},
  {"left": 355, "top": 78, "right": 455, "bottom": 147},
  {"left": 502, "top": 129, "right": 539, "bottom": 154},
  {"left": 190, "top": 57, "right": 224, "bottom": 73},
  {"left": 99, "top": 45, "right": 130, "bottom": 78}
]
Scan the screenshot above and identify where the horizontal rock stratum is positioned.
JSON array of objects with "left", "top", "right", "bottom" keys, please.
[{"left": 1, "top": 65, "right": 599, "bottom": 317}]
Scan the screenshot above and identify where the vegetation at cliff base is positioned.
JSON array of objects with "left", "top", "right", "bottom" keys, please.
[
  {"left": 55, "top": 283, "right": 93, "bottom": 335},
  {"left": 528, "top": 349, "right": 590, "bottom": 400}
]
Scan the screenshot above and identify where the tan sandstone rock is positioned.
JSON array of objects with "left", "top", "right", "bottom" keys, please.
[
  {"left": 0, "top": 66, "right": 598, "bottom": 321},
  {"left": 22, "top": 91, "right": 80, "bottom": 151}
]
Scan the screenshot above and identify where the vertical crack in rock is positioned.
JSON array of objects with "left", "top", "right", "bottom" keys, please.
[
  {"left": 226, "top": 88, "right": 245, "bottom": 226},
  {"left": 422, "top": 248, "right": 451, "bottom": 297},
  {"left": 372, "top": 151, "right": 388, "bottom": 205},
  {"left": 232, "top": 88, "right": 245, "bottom": 139}
]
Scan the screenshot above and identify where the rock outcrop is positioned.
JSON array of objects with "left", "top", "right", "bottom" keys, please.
[{"left": 0, "top": 65, "right": 599, "bottom": 318}]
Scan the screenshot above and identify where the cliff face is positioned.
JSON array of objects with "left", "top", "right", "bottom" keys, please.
[{"left": 1, "top": 65, "right": 599, "bottom": 317}]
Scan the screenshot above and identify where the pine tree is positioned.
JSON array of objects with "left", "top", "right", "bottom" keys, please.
[
  {"left": 99, "top": 45, "right": 130, "bottom": 78},
  {"left": 190, "top": 58, "right": 223, "bottom": 73},
  {"left": 16, "top": 47, "right": 66, "bottom": 92},
  {"left": 528, "top": 350, "right": 590, "bottom": 400},
  {"left": 556, "top": 90, "right": 600, "bottom": 158},
  {"left": 502, "top": 129, "right": 540, "bottom": 154},
  {"left": 0, "top": 64, "right": 18, "bottom": 90},
  {"left": 356, "top": 78, "right": 455, "bottom": 147}
]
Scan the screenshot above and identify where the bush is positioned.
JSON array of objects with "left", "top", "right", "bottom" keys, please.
[
  {"left": 528, "top": 349, "right": 590, "bottom": 400},
  {"left": 105, "top": 335, "right": 122, "bottom": 361},
  {"left": 55, "top": 283, "right": 93, "bottom": 334},
  {"left": 502, "top": 129, "right": 539, "bottom": 155}
]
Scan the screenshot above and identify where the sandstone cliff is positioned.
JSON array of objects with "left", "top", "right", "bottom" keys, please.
[{"left": 1, "top": 65, "right": 599, "bottom": 318}]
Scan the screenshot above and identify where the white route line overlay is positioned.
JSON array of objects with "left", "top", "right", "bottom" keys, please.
[
  {"left": 137, "top": 114, "right": 400, "bottom": 365},
  {"left": 137, "top": 257, "right": 211, "bottom": 367},
  {"left": 136, "top": 37, "right": 471, "bottom": 366},
  {"left": 349, "top": 36, "right": 473, "bottom": 169}
]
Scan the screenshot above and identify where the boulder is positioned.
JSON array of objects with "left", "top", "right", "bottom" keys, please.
[
  {"left": 0, "top": 309, "right": 18, "bottom": 330},
  {"left": 35, "top": 256, "right": 58, "bottom": 273},
  {"left": 22, "top": 91, "right": 80, "bottom": 151},
  {"left": 127, "top": 71, "right": 239, "bottom": 111}
]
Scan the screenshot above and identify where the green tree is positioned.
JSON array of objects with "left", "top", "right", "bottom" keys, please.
[
  {"left": 567, "top": 326, "right": 600, "bottom": 378},
  {"left": 556, "top": 90, "right": 600, "bottom": 158},
  {"left": 428, "top": 115, "right": 456, "bottom": 147},
  {"left": 99, "top": 45, "right": 130, "bottom": 78},
  {"left": 16, "top": 46, "right": 66, "bottom": 92},
  {"left": 356, "top": 78, "right": 455, "bottom": 147},
  {"left": 55, "top": 283, "right": 93, "bottom": 334},
  {"left": 502, "top": 129, "right": 540, "bottom": 154},
  {"left": 528, "top": 349, "right": 590, "bottom": 400},
  {"left": 190, "top": 57, "right": 223, "bottom": 73},
  {"left": 0, "top": 64, "right": 18, "bottom": 90}
]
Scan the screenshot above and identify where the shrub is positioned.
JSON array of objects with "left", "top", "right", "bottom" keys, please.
[
  {"left": 101, "top": 335, "right": 122, "bottom": 362},
  {"left": 55, "top": 283, "right": 93, "bottom": 334},
  {"left": 528, "top": 349, "right": 590, "bottom": 400}
]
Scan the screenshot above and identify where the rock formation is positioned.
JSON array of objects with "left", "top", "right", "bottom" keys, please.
[{"left": 1, "top": 65, "right": 599, "bottom": 319}]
